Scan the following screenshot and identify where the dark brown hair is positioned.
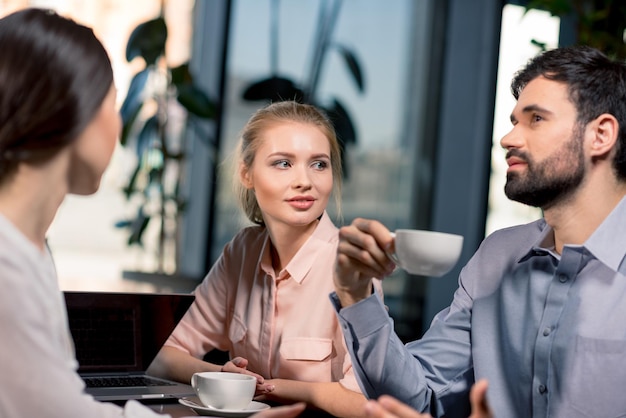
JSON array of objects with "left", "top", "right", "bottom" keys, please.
[
  {"left": 0, "top": 8, "right": 113, "bottom": 182},
  {"left": 512, "top": 45, "right": 626, "bottom": 180}
]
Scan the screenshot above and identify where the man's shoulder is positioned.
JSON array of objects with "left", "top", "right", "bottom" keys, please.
[
  {"left": 470, "top": 218, "right": 547, "bottom": 265},
  {"left": 484, "top": 218, "right": 546, "bottom": 246},
  {"left": 460, "top": 219, "right": 547, "bottom": 295}
]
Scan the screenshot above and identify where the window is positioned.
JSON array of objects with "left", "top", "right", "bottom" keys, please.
[
  {"left": 486, "top": 4, "right": 559, "bottom": 235},
  {"left": 214, "top": 0, "right": 436, "bottom": 340},
  {"left": 0, "top": 0, "right": 195, "bottom": 292}
]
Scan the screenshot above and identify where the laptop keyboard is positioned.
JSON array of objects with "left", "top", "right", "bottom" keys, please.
[{"left": 83, "top": 376, "right": 176, "bottom": 388}]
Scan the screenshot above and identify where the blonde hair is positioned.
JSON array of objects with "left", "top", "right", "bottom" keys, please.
[{"left": 234, "top": 101, "right": 342, "bottom": 225}]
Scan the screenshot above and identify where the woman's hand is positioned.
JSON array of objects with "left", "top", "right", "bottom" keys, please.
[
  {"left": 221, "top": 357, "right": 275, "bottom": 395},
  {"left": 334, "top": 218, "right": 396, "bottom": 307}
]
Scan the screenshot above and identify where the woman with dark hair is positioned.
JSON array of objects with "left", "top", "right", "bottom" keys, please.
[{"left": 0, "top": 8, "right": 304, "bottom": 418}]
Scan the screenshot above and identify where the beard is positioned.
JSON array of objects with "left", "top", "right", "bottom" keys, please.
[{"left": 504, "top": 127, "right": 585, "bottom": 209}]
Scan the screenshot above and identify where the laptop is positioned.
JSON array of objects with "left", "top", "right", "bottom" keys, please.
[{"left": 64, "top": 291, "right": 196, "bottom": 403}]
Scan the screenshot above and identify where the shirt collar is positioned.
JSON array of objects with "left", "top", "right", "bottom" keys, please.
[
  {"left": 518, "top": 219, "right": 554, "bottom": 263},
  {"left": 584, "top": 195, "right": 626, "bottom": 272},
  {"left": 285, "top": 211, "right": 337, "bottom": 283},
  {"left": 259, "top": 211, "right": 338, "bottom": 283},
  {"left": 517, "top": 196, "right": 626, "bottom": 272}
]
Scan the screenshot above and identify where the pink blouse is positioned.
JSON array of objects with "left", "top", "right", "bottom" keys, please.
[{"left": 165, "top": 212, "right": 381, "bottom": 392}]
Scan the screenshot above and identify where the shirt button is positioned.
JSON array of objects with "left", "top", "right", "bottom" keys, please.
[
  {"left": 558, "top": 274, "right": 568, "bottom": 283},
  {"left": 543, "top": 327, "right": 551, "bottom": 336},
  {"left": 538, "top": 384, "right": 547, "bottom": 394}
]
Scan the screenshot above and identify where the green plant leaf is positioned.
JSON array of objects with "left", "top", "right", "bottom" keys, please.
[
  {"left": 241, "top": 76, "right": 305, "bottom": 102},
  {"left": 326, "top": 98, "right": 356, "bottom": 145},
  {"left": 126, "top": 17, "right": 167, "bottom": 66},
  {"left": 120, "top": 69, "right": 150, "bottom": 124},
  {"left": 525, "top": 0, "right": 572, "bottom": 16},
  {"left": 177, "top": 84, "right": 217, "bottom": 119},
  {"left": 148, "top": 166, "right": 164, "bottom": 185},
  {"left": 120, "top": 103, "right": 143, "bottom": 147},
  {"left": 323, "top": 98, "right": 357, "bottom": 179},
  {"left": 333, "top": 44, "right": 365, "bottom": 93},
  {"left": 530, "top": 39, "right": 548, "bottom": 51},
  {"left": 136, "top": 115, "right": 159, "bottom": 157},
  {"left": 114, "top": 219, "right": 132, "bottom": 229},
  {"left": 170, "top": 63, "right": 193, "bottom": 87},
  {"left": 127, "top": 208, "right": 151, "bottom": 246},
  {"left": 123, "top": 162, "right": 142, "bottom": 200},
  {"left": 119, "top": 69, "right": 150, "bottom": 146}
]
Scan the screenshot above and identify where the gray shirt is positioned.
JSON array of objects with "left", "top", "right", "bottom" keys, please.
[{"left": 332, "top": 196, "right": 626, "bottom": 418}]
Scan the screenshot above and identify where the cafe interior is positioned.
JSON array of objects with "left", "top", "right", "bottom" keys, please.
[
  {"left": 4, "top": 0, "right": 626, "bottom": 416},
  {"left": 2, "top": 0, "right": 607, "bottom": 359}
]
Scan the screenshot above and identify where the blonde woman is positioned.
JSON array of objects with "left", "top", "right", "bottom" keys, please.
[{"left": 149, "top": 101, "right": 382, "bottom": 417}]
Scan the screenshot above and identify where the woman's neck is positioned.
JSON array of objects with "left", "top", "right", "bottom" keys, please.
[
  {"left": 267, "top": 218, "right": 320, "bottom": 274},
  {"left": 0, "top": 164, "right": 68, "bottom": 251}
]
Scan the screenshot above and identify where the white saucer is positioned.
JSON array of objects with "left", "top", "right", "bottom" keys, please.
[{"left": 178, "top": 398, "right": 270, "bottom": 417}]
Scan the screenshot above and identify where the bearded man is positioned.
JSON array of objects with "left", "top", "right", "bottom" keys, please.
[{"left": 332, "top": 45, "right": 626, "bottom": 418}]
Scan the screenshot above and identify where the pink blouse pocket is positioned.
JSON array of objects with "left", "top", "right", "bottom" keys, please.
[
  {"left": 280, "top": 338, "right": 333, "bottom": 361},
  {"left": 279, "top": 338, "right": 333, "bottom": 381}
]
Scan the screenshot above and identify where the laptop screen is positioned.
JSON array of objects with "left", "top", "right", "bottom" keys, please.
[{"left": 64, "top": 291, "right": 194, "bottom": 373}]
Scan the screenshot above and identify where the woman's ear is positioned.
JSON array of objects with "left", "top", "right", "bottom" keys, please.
[
  {"left": 239, "top": 163, "right": 253, "bottom": 189},
  {"left": 589, "top": 113, "right": 619, "bottom": 158}
]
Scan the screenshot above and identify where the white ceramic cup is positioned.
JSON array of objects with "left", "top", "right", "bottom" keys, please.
[
  {"left": 390, "top": 229, "right": 463, "bottom": 277},
  {"left": 190, "top": 371, "right": 256, "bottom": 410}
]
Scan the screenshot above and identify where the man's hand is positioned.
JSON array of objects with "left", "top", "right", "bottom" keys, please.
[
  {"left": 334, "top": 218, "right": 396, "bottom": 307},
  {"left": 362, "top": 380, "right": 493, "bottom": 418},
  {"left": 469, "top": 379, "right": 492, "bottom": 418}
]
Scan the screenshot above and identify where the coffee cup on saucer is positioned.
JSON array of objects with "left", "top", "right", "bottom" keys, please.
[
  {"left": 191, "top": 372, "right": 256, "bottom": 410},
  {"left": 389, "top": 229, "right": 463, "bottom": 277}
]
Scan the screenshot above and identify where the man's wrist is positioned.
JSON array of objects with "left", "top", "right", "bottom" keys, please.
[{"left": 334, "top": 283, "right": 373, "bottom": 308}]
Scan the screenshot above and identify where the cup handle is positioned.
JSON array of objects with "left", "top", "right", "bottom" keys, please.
[
  {"left": 191, "top": 373, "right": 198, "bottom": 391},
  {"left": 386, "top": 232, "right": 401, "bottom": 266}
]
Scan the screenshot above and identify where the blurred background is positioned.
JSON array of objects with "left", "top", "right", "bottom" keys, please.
[{"left": 1, "top": 0, "right": 623, "bottom": 342}]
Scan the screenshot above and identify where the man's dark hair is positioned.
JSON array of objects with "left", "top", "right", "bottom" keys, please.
[{"left": 511, "top": 45, "right": 626, "bottom": 180}]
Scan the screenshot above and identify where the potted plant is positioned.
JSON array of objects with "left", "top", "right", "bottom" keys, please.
[
  {"left": 240, "top": 0, "right": 365, "bottom": 178},
  {"left": 115, "top": 13, "right": 217, "bottom": 274},
  {"left": 526, "top": 0, "right": 626, "bottom": 59}
]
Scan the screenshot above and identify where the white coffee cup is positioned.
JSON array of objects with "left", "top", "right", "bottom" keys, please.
[
  {"left": 191, "top": 371, "right": 256, "bottom": 410},
  {"left": 389, "top": 229, "right": 463, "bottom": 277}
]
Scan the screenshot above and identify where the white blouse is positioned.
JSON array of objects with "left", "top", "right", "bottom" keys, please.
[{"left": 0, "top": 214, "right": 168, "bottom": 418}]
